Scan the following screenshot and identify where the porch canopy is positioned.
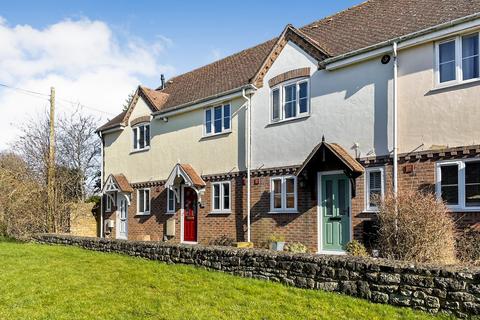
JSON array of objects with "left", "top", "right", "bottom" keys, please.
[
  {"left": 164, "top": 163, "right": 206, "bottom": 203},
  {"left": 295, "top": 138, "right": 364, "bottom": 196},
  {"left": 101, "top": 173, "right": 134, "bottom": 194}
]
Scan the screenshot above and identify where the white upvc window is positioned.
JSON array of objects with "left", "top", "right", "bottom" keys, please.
[
  {"left": 105, "top": 194, "right": 115, "bottom": 212},
  {"left": 365, "top": 167, "right": 385, "bottom": 212},
  {"left": 270, "top": 176, "right": 297, "bottom": 213},
  {"left": 271, "top": 78, "right": 309, "bottom": 123},
  {"left": 204, "top": 103, "right": 231, "bottom": 136},
  {"left": 132, "top": 123, "right": 150, "bottom": 151},
  {"left": 436, "top": 160, "right": 480, "bottom": 211},
  {"left": 166, "top": 188, "right": 175, "bottom": 214},
  {"left": 211, "top": 181, "right": 231, "bottom": 213},
  {"left": 436, "top": 32, "right": 480, "bottom": 86},
  {"left": 137, "top": 188, "right": 151, "bottom": 215}
]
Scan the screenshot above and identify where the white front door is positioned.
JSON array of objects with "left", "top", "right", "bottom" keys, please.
[{"left": 116, "top": 195, "right": 128, "bottom": 240}]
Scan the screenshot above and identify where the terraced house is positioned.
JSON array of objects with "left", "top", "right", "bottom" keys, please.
[{"left": 97, "top": 0, "right": 480, "bottom": 253}]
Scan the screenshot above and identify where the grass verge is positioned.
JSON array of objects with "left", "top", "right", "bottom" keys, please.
[{"left": 0, "top": 241, "right": 458, "bottom": 320}]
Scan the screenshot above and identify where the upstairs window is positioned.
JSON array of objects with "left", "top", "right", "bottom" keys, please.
[
  {"left": 436, "top": 33, "right": 480, "bottom": 85},
  {"left": 436, "top": 160, "right": 480, "bottom": 210},
  {"left": 270, "top": 176, "right": 297, "bottom": 212},
  {"left": 132, "top": 123, "right": 150, "bottom": 151},
  {"left": 137, "top": 188, "right": 150, "bottom": 215},
  {"left": 365, "top": 167, "right": 385, "bottom": 211},
  {"left": 211, "top": 181, "right": 231, "bottom": 212},
  {"left": 205, "top": 103, "right": 231, "bottom": 136},
  {"left": 271, "top": 79, "right": 309, "bottom": 122}
]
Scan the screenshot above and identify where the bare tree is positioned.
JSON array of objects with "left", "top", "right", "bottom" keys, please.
[
  {"left": 7, "top": 107, "right": 101, "bottom": 235},
  {"left": 15, "top": 110, "right": 51, "bottom": 183},
  {"left": 0, "top": 153, "right": 48, "bottom": 238},
  {"left": 14, "top": 107, "right": 101, "bottom": 200},
  {"left": 57, "top": 107, "right": 101, "bottom": 200},
  {"left": 123, "top": 90, "right": 135, "bottom": 111}
]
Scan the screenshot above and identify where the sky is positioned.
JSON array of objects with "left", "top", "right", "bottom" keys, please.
[{"left": 0, "top": 0, "right": 362, "bottom": 150}]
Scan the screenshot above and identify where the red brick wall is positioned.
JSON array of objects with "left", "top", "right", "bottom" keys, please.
[
  {"left": 249, "top": 175, "right": 318, "bottom": 252},
  {"left": 122, "top": 176, "right": 247, "bottom": 245},
  {"left": 353, "top": 157, "right": 480, "bottom": 247},
  {"left": 102, "top": 152, "right": 480, "bottom": 252}
]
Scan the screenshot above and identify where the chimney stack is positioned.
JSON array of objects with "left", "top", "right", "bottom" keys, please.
[{"left": 160, "top": 74, "right": 165, "bottom": 89}]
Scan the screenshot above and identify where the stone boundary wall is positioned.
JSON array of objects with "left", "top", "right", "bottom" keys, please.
[{"left": 33, "top": 234, "right": 480, "bottom": 318}]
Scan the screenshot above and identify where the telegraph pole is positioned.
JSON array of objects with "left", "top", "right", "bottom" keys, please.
[{"left": 47, "top": 87, "right": 56, "bottom": 232}]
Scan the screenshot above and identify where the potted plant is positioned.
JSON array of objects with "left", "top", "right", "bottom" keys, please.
[{"left": 268, "top": 234, "right": 286, "bottom": 251}]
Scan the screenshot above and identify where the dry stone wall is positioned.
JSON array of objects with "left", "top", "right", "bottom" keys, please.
[{"left": 33, "top": 234, "right": 480, "bottom": 318}]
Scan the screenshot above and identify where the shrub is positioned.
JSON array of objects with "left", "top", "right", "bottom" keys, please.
[
  {"left": 285, "top": 242, "right": 308, "bottom": 253},
  {"left": 209, "top": 235, "right": 235, "bottom": 247},
  {"left": 456, "top": 226, "right": 480, "bottom": 265},
  {"left": 268, "top": 233, "right": 285, "bottom": 243},
  {"left": 85, "top": 195, "right": 101, "bottom": 204},
  {"left": 346, "top": 240, "right": 369, "bottom": 257},
  {"left": 376, "top": 189, "right": 456, "bottom": 264}
]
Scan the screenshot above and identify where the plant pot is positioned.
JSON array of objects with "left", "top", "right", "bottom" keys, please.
[{"left": 269, "top": 241, "right": 285, "bottom": 251}]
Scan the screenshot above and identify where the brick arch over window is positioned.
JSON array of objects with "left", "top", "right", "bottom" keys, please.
[{"left": 268, "top": 67, "right": 311, "bottom": 88}]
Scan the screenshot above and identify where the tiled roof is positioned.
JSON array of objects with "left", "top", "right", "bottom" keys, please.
[
  {"left": 98, "top": 0, "right": 480, "bottom": 132},
  {"left": 97, "top": 110, "right": 127, "bottom": 132},
  {"left": 139, "top": 86, "right": 169, "bottom": 110},
  {"left": 96, "top": 86, "right": 166, "bottom": 132},
  {"left": 296, "top": 141, "right": 364, "bottom": 177},
  {"left": 113, "top": 174, "right": 134, "bottom": 193},
  {"left": 300, "top": 0, "right": 480, "bottom": 57},
  {"left": 158, "top": 38, "right": 278, "bottom": 111},
  {"left": 328, "top": 143, "right": 365, "bottom": 173},
  {"left": 180, "top": 164, "right": 206, "bottom": 188}
]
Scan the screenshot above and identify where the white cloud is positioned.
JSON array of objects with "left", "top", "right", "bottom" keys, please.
[{"left": 0, "top": 17, "right": 175, "bottom": 150}]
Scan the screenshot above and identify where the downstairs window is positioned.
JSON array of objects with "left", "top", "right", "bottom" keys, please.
[{"left": 436, "top": 160, "right": 480, "bottom": 210}]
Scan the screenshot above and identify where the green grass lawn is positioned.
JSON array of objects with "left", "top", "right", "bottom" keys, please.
[{"left": 0, "top": 241, "right": 456, "bottom": 320}]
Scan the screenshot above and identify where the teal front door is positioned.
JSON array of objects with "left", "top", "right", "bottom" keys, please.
[{"left": 321, "top": 174, "right": 350, "bottom": 252}]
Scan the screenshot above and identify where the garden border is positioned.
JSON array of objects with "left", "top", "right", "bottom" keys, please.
[{"left": 33, "top": 234, "right": 480, "bottom": 318}]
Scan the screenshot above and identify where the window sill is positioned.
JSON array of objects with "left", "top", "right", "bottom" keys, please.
[
  {"left": 447, "top": 206, "right": 480, "bottom": 212},
  {"left": 430, "top": 78, "right": 480, "bottom": 93},
  {"left": 363, "top": 208, "right": 379, "bottom": 213},
  {"left": 266, "top": 114, "right": 310, "bottom": 127},
  {"left": 268, "top": 210, "right": 299, "bottom": 214},
  {"left": 209, "top": 211, "right": 232, "bottom": 215},
  {"left": 135, "top": 213, "right": 150, "bottom": 217},
  {"left": 200, "top": 130, "right": 232, "bottom": 140},
  {"left": 165, "top": 211, "right": 175, "bottom": 215},
  {"left": 130, "top": 147, "right": 150, "bottom": 154}
]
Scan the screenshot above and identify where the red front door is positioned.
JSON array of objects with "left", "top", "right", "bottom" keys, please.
[{"left": 183, "top": 188, "right": 197, "bottom": 242}]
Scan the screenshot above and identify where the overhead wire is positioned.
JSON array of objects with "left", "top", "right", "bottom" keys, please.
[{"left": 0, "top": 82, "right": 117, "bottom": 116}]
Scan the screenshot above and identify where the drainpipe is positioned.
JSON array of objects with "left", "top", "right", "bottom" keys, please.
[
  {"left": 242, "top": 87, "right": 252, "bottom": 243},
  {"left": 99, "top": 131, "right": 104, "bottom": 238},
  {"left": 393, "top": 42, "right": 398, "bottom": 196}
]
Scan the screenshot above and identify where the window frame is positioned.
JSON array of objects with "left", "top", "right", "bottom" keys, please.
[
  {"left": 211, "top": 181, "right": 231, "bottom": 213},
  {"left": 136, "top": 188, "right": 151, "bottom": 216},
  {"left": 435, "top": 159, "right": 480, "bottom": 211},
  {"left": 105, "top": 194, "right": 115, "bottom": 212},
  {"left": 435, "top": 32, "right": 480, "bottom": 87},
  {"left": 364, "top": 167, "right": 385, "bottom": 212},
  {"left": 269, "top": 176, "right": 298, "bottom": 213},
  {"left": 270, "top": 78, "right": 310, "bottom": 123},
  {"left": 203, "top": 103, "right": 232, "bottom": 137},
  {"left": 132, "top": 122, "right": 150, "bottom": 152},
  {"left": 166, "top": 188, "right": 175, "bottom": 214}
]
